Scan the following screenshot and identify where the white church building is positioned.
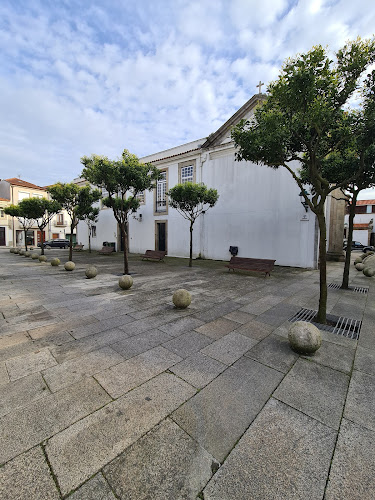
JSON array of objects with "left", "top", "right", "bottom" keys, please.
[{"left": 76, "top": 93, "right": 343, "bottom": 269}]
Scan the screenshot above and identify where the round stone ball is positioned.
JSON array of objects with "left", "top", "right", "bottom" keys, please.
[
  {"left": 31, "top": 253, "right": 39, "bottom": 260},
  {"left": 19, "top": 250, "right": 25, "bottom": 255},
  {"left": 355, "top": 263, "right": 365, "bottom": 271},
  {"left": 9, "top": 247, "right": 15, "bottom": 253},
  {"left": 24, "top": 251, "right": 31, "bottom": 257},
  {"left": 85, "top": 265, "right": 98, "bottom": 279},
  {"left": 354, "top": 257, "right": 363, "bottom": 265},
  {"left": 363, "top": 267, "right": 375, "bottom": 277},
  {"left": 13, "top": 248, "right": 19, "bottom": 254},
  {"left": 172, "top": 289, "right": 192, "bottom": 309},
  {"left": 38, "top": 255, "right": 47, "bottom": 262},
  {"left": 119, "top": 275, "right": 133, "bottom": 290},
  {"left": 288, "top": 321, "right": 322, "bottom": 355},
  {"left": 64, "top": 261, "right": 75, "bottom": 271},
  {"left": 51, "top": 258, "right": 60, "bottom": 267}
]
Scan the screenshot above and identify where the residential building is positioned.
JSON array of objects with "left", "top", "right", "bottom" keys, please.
[
  {"left": 344, "top": 199, "right": 375, "bottom": 246},
  {"left": 76, "top": 93, "right": 343, "bottom": 268},
  {"left": 0, "top": 178, "right": 75, "bottom": 247}
]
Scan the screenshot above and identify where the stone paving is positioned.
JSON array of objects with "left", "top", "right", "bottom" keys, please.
[{"left": 0, "top": 248, "right": 374, "bottom": 499}]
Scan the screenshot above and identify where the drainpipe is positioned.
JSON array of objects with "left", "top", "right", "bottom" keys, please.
[
  {"left": 199, "top": 151, "right": 209, "bottom": 257},
  {"left": 11, "top": 184, "right": 15, "bottom": 246}
]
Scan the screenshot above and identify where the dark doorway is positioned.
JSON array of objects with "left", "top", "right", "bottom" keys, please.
[
  {"left": 0, "top": 227, "right": 5, "bottom": 246},
  {"left": 156, "top": 222, "right": 167, "bottom": 252}
]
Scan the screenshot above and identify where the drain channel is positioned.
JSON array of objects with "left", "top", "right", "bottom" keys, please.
[
  {"left": 328, "top": 283, "right": 369, "bottom": 294},
  {"left": 289, "top": 308, "right": 361, "bottom": 340}
]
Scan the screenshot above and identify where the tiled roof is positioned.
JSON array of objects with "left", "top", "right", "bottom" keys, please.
[
  {"left": 353, "top": 223, "right": 371, "bottom": 229},
  {"left": 150, "top": 148, "right": 200, "bottom": 164},
  {"left": 357, "top": 199, "right": 375, "bottom": 206},
  {"left": 0, "top": 197, "right": 10, "bottom": 201},
  {"left": 5, "top": 178, "right": 45, "bottom": 190}
]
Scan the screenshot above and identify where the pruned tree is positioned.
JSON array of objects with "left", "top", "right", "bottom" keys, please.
[
  {"left": 4, "top": 202, "right": 36, "bottom": 251},
  {"left": 232, "top": 38, "right": 375, "bottom": 324},
  {"left": 16, "top": 198, "right": 61, "bottom": 255},
  {"left": 48, "top": 183, "right": 101, "bottom": 261},
  {"left": 76, "top": 203, "right": 100, "bottom": 253},
  {"left": 80, "top": 149, "right": 160, "bottom": 274},
  {"left": 168, "top": 182, "right": 219, "bottom": 267}
]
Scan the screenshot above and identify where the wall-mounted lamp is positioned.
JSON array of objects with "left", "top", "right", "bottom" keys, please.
[
  {"left": 133, "top": 213, "right": 143, "bottom": 222},
  {"left": 299, "top": 190, "right": 310, "bottom": 212}
]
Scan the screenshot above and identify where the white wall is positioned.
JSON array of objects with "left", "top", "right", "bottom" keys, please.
[
  {"left": 352, "top": 229, "right": 369, "bottom": 245},
  {"left": 76, "top": 207, "right": 118, "bottom": 251}
]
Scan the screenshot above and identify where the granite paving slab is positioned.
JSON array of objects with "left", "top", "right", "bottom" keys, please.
[
  {"left": 274, "top": 358, "right": 349, "bottom": 430},
  {"left": 0, "top": 361, "right": 9, "bottom": 386},
  {"left": 104, "top": 418, "right": 217, "bottom": 500},
  {"left": 203, "top": 398, "right": 337, "bottom": 500},
  {"left": 5, "top": 347, "right": 58, "bottom": 381},
  {"left": 110, "top": 329, "right": 174, "bottom": 359},
  {"left": 158, "top": 316, "right": 205, "bottom": 336},
  {"left": 172, "top": 356, "right": 283, "bottom": 462},
  {"left": 95, "top": 345, "right": 182, "bottom": 398},
  {"left": 43, "top": 346, "right": 124, "bottom": 392},
  {"left": 45, "top": 373, "right": 196, "bottom": 495},
  {"left": 162, "top": 331, "right": 213, "bottom": 358},
  {"left": 238, "top": 294, "right": 284, "bottom": 315},
  {"left": 256, "top": 301, "right": 301, "bottom": 326},
  {"left": 325, "top": 418, "right": 375, "bottom": 500},
  {"left": 0, "top": 446, "right": 60, "bottom": 500},
  {"left": 200, "top": 331, "right": 257, "bottom": 365},
  {"left": 192, "top": 301, "right": 240, "bottom": 322},
  {"left": 223, "top": 310, "right": 255, "bottom": 324},
  {"left": 70, "top": 315, "right": 136, "bottom": 339},
  {"left": 344, "top": 369, "right": 375, "bottom": 431},
  {"left": 234, "top": 319, "right": 274, "bottom": 341},
  {"left": 169, "top": 352, "right": 227, "bottom": 389},
  {"left": 69, "top": 474, "right": 116, "bottom": 500},
  {"left": 50, "top": 328, "right": 130, "bottom": 363},
  {"left": 0, "top": 331, "right": 29, "bottom": 349},
  {"left": 0, "top": 377, "right": 111, "bottom": 464},
  {"left": 353, "top": 345, "right": 375, "bottom": 377},
  {"left": 0, "top": 372, "right": 49, "bottom": 417},
  {"left": 244, "top": 334, "right": 299, "bottom": 373},
  {"left": 301, "top": 340, "right": 355, "bottom": 374},
  {"left": 195, "top": 318, "right": 239, "bottom": 340}
]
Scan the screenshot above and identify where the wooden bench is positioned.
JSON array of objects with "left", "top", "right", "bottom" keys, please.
[
  {"left": 74, "top": 244, "right": 84, "bottom": 251},
  {"left": 98, "top": 246, "right": 115, "bottom": 255},
  {"left": 226, "top": 257, "right": 276, "bottom": 277},
  {"left": 141, "top": 250, "right": 167, "bottom": 261}
]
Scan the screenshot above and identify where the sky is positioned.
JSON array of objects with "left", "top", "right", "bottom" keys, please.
[{"left": 0, "top": 0, "right": 374, "bottom": 198}]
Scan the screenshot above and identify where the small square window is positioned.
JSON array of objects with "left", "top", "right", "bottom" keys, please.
[
  {"left": 136, "top": 191, "right": 145, "bottom": 204},
  {"left": 181, "top": 165, "right": 194, "bottom": 183},
  {"left": 91, "top": 225, "right": 96, "bottom": 237}
]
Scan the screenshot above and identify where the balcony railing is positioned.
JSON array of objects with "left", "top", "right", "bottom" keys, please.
[{"left": 55, "top": 221, "right": 66, "bottom": 226}]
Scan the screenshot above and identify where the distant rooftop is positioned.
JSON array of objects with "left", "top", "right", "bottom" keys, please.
[{"left": 5, "top": 178, "right": 45, "bottom": 190}]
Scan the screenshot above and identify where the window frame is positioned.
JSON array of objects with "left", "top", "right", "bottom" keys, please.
[
  {"left": 154, "top": 168, "right": 168, "bottom": 215},
  {"left": 178, "top": 159, "right": 196, "bottom": 184}
]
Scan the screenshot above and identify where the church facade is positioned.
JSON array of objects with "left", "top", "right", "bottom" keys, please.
[{"left": 76, "top": 94, "right": 332, "bottom": 269}]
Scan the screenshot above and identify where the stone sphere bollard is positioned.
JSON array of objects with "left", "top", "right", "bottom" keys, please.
[
  {"left": 85, "top": 266, "right": 98, "bottom": 279},
  {"left": 24, "top": 251, "right": 31, "bottom": 257},
  {"left": 31, "top": 253, "right": 39, "bottom": 260},
  {"left": 38, "top": 255, "right": 47, "bottom": 262},
  {"left": 51, "top": 258, "right": 60, "bottom": 266},
  {"left": 19, "top": 250, "right": 25, "bottom": 255},
  {"left": 64, "top": 261, "right": 75, "bottom": 271},
  {"left": 172, "top": 289, "right": 192, "bottom": 309},
  {"left": 354, "top": 257, "right": 363, "bottom": 265},
  {"left": 13, "top": 248, "right": 19, "bottom": 254},
  {"left": 119, "top": 275, "right": 133, "bottom": 290},
  {"left": 10, "top": 247, "right": 15, "bottom": 253},
  {"left": 363, "top": 267, "right": 375, "bottom": 277},
  {"left": 355, "top": 263, "right": 365, "bottom": 271},
  {"left": 288, "top": 321, "right": 321, "bottom": 355}
]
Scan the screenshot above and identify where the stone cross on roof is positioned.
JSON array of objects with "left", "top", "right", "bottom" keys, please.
[{"left": 256, "top": 81, "right": 264, "bottom": 94}]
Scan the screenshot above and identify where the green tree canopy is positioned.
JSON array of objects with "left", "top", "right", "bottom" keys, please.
[
  {"left": 5, "top": 201, "right": 37, "bottom": 251},
  {"left": 232, "top": 38, "right": 375, "bottom": 323},
  {"left": 80, "top": 149, "right": 160, "bottom": 274},
  {"left": 168, "top": 182, "right": 219, "bottom": 267},
  {"left": 48, "top": 183, "right": 101, "bottom": 260},
  {"left": 17, "top": 198, "right": 61, "bottom": 254}
]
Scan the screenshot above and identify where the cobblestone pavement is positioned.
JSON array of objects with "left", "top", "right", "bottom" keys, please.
[{"left": 0, "top": 248, "right": 374, "bottom": 499}]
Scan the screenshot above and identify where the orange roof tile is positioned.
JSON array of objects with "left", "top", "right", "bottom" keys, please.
[
  {"left": 5, "top": 178, "right": 45, "bottom": 190},
  {"left": 353, "top": 223, "right": 371, "bottom": 229},
  {"left": 357, "top": 199, "right": 375, "bottom": 206}
]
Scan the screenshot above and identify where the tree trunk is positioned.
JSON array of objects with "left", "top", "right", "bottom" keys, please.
[
  {"left": 40, "top": 226, "right": 45, "bottom": 255},
  {"left": 69, "top": 225, "right": 73, "bottom": 261},
  {"left": 24, "top": 228, "right": 28, "bottom": 251},
  {"left": 316, "top": 208, "right": 327, "bottom": 324},
  {"left": 342, "top": 195, "right": 357, "bottom": 289},
  {"left": 189, "top": 222, "right": 194, "bottom": 267},
  {"left": 122, "top": 223, "right": 129, "bottom": 275},
  {"left": 88, "top": 228, "right": 91, "bottom": 253}
]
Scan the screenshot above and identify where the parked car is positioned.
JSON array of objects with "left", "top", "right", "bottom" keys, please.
[
  {"left": 343, "top": 240, "right": 374, "bottom": 252},
  {"left": 37, "top": 239, "right": 70, "bottom": 249}
]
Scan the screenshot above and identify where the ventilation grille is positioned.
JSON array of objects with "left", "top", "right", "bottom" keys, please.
[
  {"left": 328, "top": 283, "right": 368, "bottom": 294},
  {"left": 289, "top": 308, "right": 361, "bottom": 340}
]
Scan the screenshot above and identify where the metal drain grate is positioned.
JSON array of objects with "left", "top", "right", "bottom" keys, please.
[
  {"left": 289, "top": 308, "right": 361, "bottom": 340},
  {"left": 328, "top": 283, "right": 369, "bottom": 294}
]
